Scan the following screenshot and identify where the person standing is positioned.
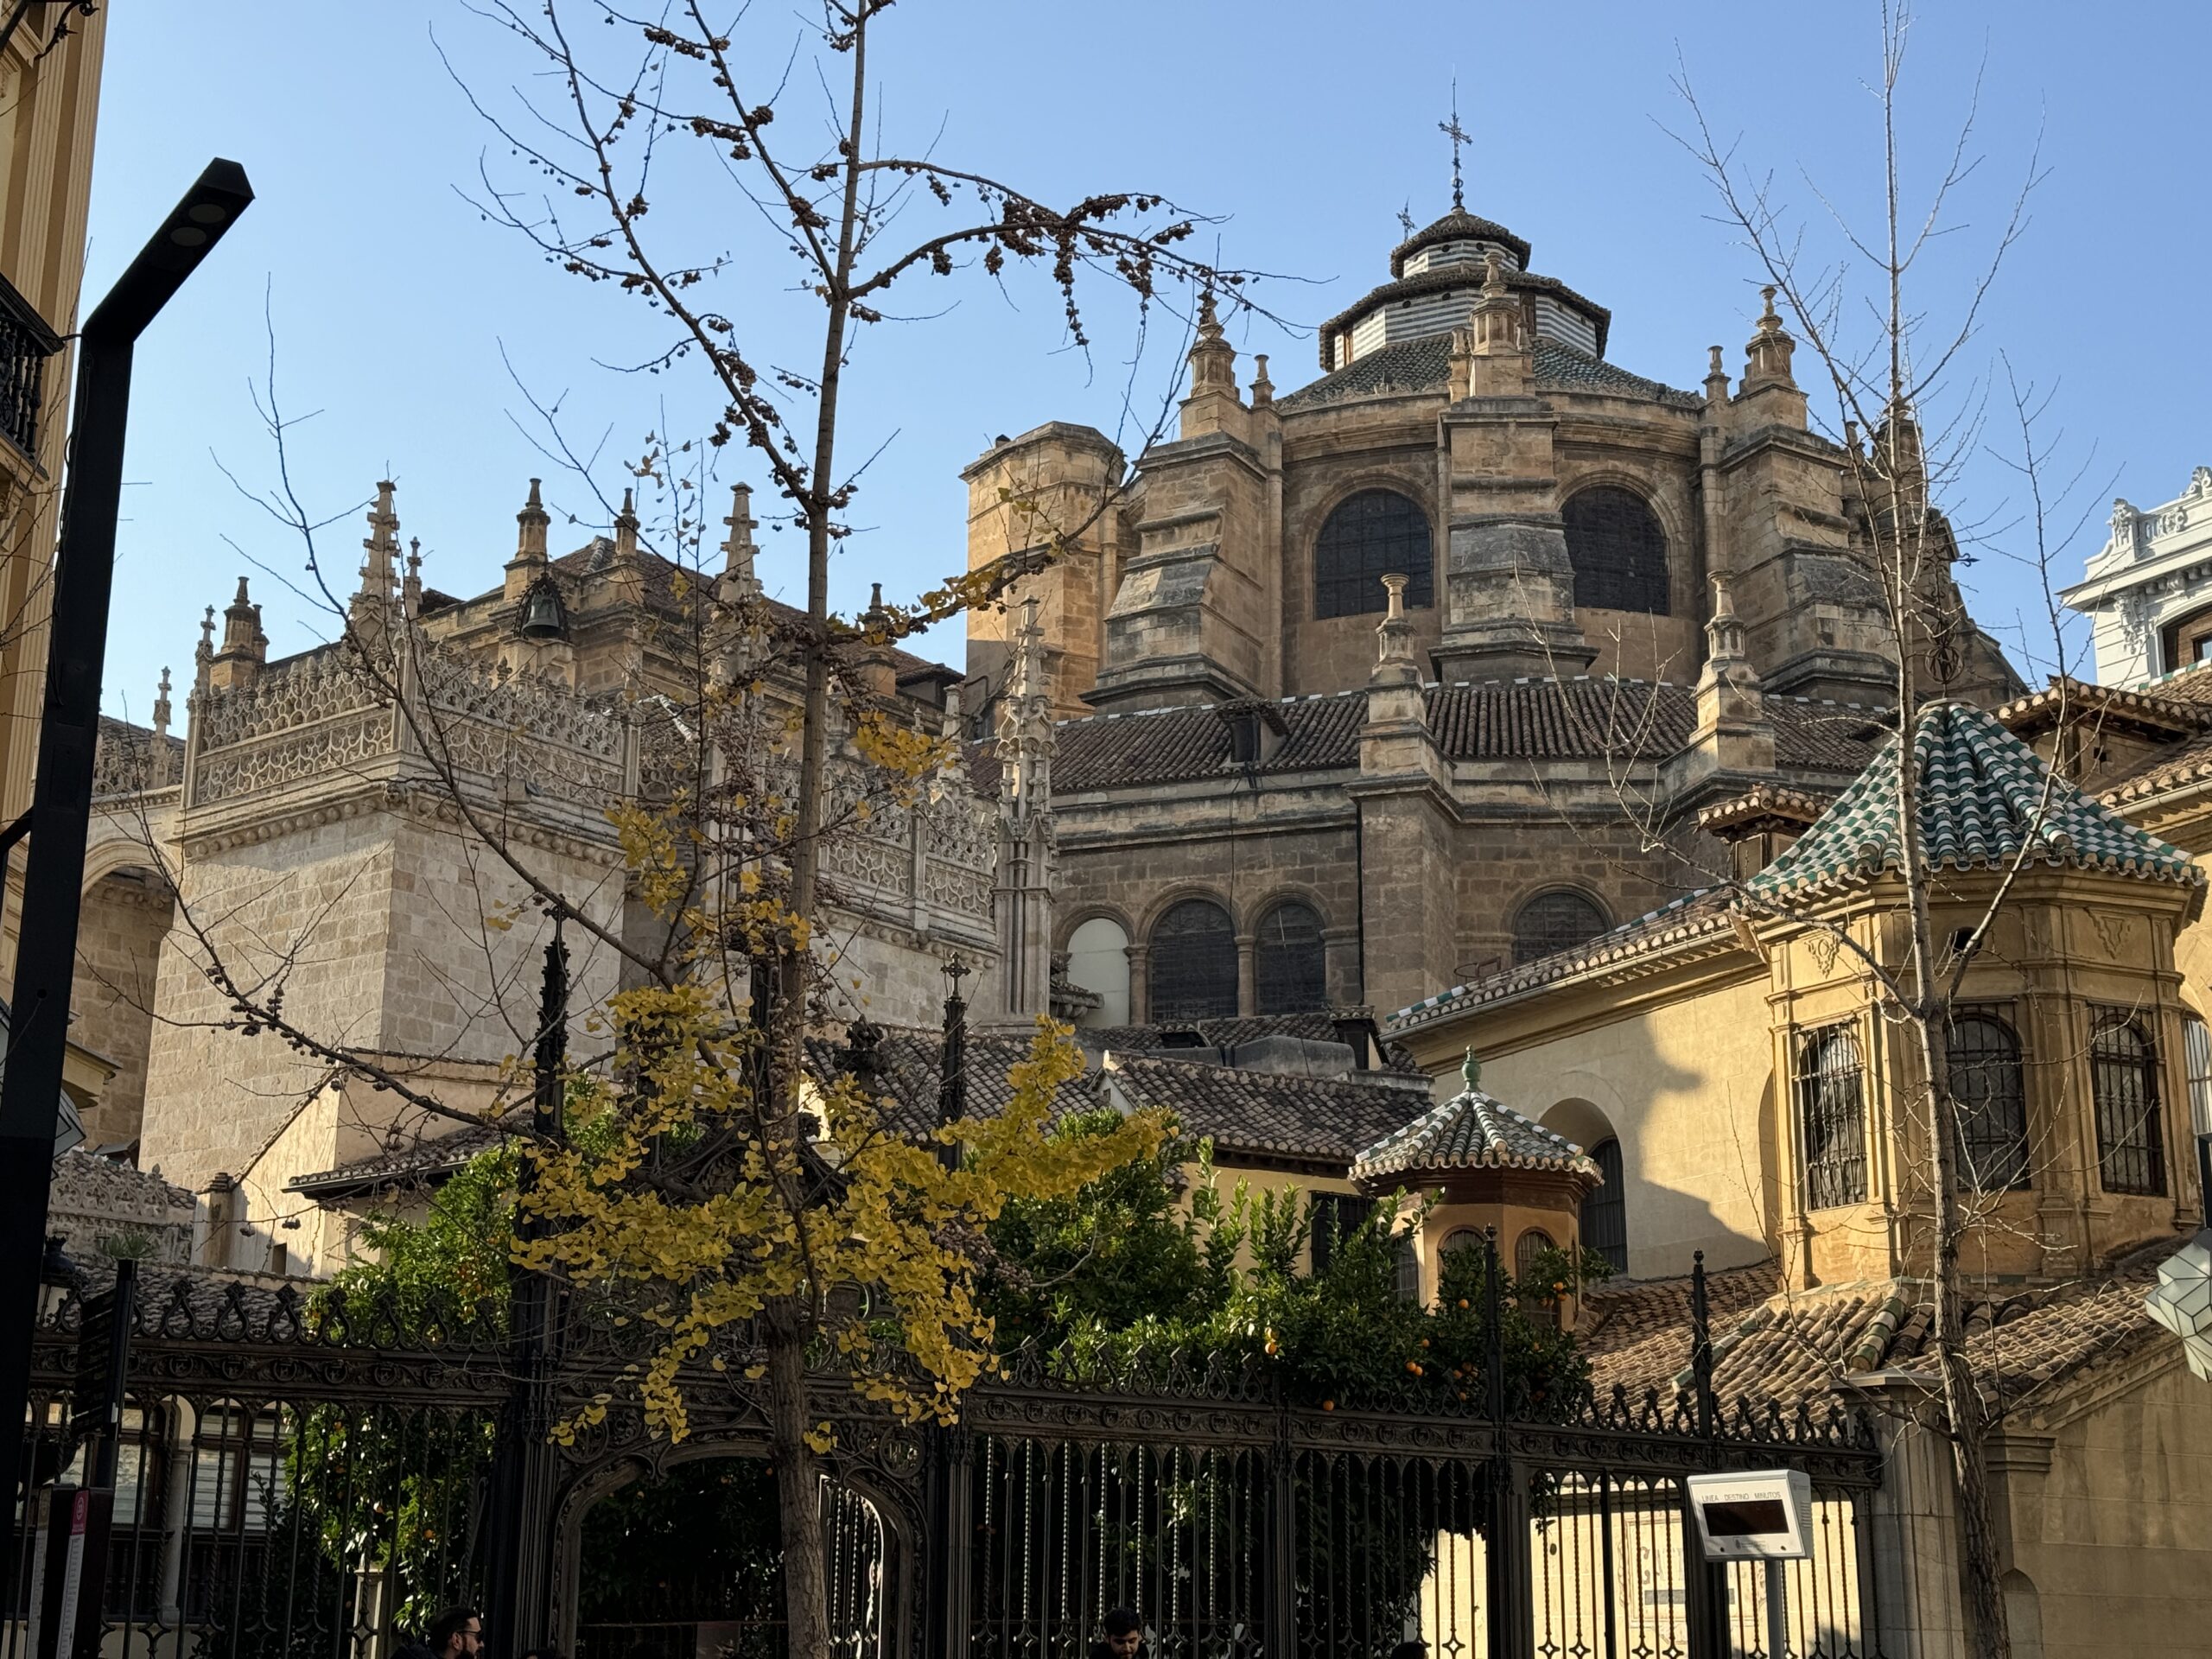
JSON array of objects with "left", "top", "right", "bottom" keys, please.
[{"left": 426, "top": 1608, "right": 484, "bottom": 1659}]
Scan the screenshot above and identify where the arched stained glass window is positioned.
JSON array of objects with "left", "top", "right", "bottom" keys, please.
[
  {"left": 1512, "top": 891, "right": 1610, "bottom": 966},
  {"left": 2090, "top": 1015, "right": 2165, "bottom": 1196},
  {"left": 1147, "top": 899, "right": 1237, "bottom": 1024},
  {"left": 1562, "top": 486, "right": 1669, "bottom": 614},
  {"left": 1255, "top": 901, "right": 1327, "bottom": 1014},
  {"left": 1579, "top": 1138, "right": 1626, "bottom": 1271},
  {"left": 1946, "top": 1013, "right": 2030, "bottom": 1191},
  {"left": 1314, "top": 490, "right": 1433, "bottom": 619}
]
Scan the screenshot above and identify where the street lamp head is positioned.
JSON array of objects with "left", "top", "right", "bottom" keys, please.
[{"left": 84, "top": 158, "right": 254, "bottom": 346}]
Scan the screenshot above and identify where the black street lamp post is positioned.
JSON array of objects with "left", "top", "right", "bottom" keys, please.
[{"left": 0, "top": 159, "right": 252, "bottom": 1532}]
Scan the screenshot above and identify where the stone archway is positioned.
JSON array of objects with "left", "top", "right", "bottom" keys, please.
[{"left": 550, "top": 1440, "right": 913, "bottom": 1659}]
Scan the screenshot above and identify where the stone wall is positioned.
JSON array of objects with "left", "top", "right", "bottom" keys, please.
[{"left": 70, "top": 866, "right": 171, "bottom": 1149}]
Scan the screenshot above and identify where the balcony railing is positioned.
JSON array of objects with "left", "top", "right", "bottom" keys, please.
[{"left": 0, "top": 266, "right": 60, "bottom": 460}]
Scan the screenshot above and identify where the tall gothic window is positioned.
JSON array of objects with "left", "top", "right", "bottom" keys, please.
[
  {"left": 1512, "top": 890, "right": 1610, "bottom": 966},
  {"left": 1561, "top": 486, "right": 1670, "bottom": 614},
  {"left": 1314, "top": 490, "right": 1433, "bottom": 619},
  {"left": 1579, "top": 1137, "right": 1627, "bottom": 1271},
  {"left": 1147, "top": 899, "right": 1237, "bottom": 1024},
  {"left": 1255, "top": 901, "right": 1327, "bottom": 1014},
  {"left": 2090, "top": 1014, "right": 2166, "bottom": 1196},
  {"left": 1946, "top": 1013, "right": 2030, "bottom": 1191},
  {"left": 1797, "top": 1025, "right": 1868, "bottom": 1209}
]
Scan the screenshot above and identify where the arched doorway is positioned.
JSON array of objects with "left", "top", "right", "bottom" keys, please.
[{"left": 574, "top": 1459, "right": 890, "bottom": 1659}]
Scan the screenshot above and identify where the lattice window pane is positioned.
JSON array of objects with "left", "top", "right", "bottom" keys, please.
[
  {"left": 1511, "top": 890, "right": 1610, "bottom": 966},
  {"left": 1946, "top": 1013, "right": 2031, "bottom": 1192},
  {"left": 1147, "top": 899, "right": 1237, "bottom": 1024},
  {"left": 1314, "top": 490, "right": 1433, "bottom": 619},
  {"left": 1579, "top": 1137, "right": 1627, "bottom": 1272},
  {"left": 1561, "top": 486, "right": 1670, "bottom": 614},
  {"left": 1797, "top": 1025, "right": 1868, "bottom": 1209},
  {"left": 1254, "top": 902, "right": 1327, "bottom": 1014},
  {"left": 1513, "top": 1228, "right": 1555, "bottom": 1281},
  {"left": 2185, "top": 1014, "right": 2212, "bottom": 1141},
  {"left": 2091, "top": 1014, "right": 2166, "bottom": 1196}
]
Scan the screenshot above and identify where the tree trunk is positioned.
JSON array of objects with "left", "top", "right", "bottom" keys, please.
[{"left": 766, "top": 1295, "right": 830, "bottom": 1659}]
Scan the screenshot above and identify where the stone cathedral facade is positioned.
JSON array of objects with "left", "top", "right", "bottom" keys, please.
[
  {"left": 75, "top": 480, "right": 1014, "bottom": 1271},
  {"left": 963, "top": 201, "right": 2021, "bottom": 1026}
]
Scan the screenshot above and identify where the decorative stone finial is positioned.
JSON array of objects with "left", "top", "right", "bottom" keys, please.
[
  {"left": 1187, "top": 288, "right": 1236, "bottom": 395},
  {"left": 512, "top": 476, "right": 550, "bottom": 568},
  {"left": 721, "top": 481, "right": 759, "bottom": 578},
  {"left": 1743, "top": 287, "right": 1797, "bottom": 391},
  {"left": 152, "top": 667, "right": 172, "bottom": 740},
  {"left": 1249, "top": 353, "right": 1274, "bottom": 409},
  {"left": 1462, "top": 1046, "right": 1481, "bottom": 1090}
]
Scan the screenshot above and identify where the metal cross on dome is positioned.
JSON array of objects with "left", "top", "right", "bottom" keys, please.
[{"left": 1439, "top": 78, "right": 1470, "bottom": 212}]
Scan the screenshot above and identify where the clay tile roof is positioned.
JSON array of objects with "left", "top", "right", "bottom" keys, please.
[
  {"left": 1048, "top": 680, "right": 1885, "bottom": 795},
  {"left": 2101, "top": 729, "right": 2212, "bottom": 807},
  {"left": 1696, "top": 784, "right": 1834, "bottom": 838},
  {"left": 1276, "top": 335, "right": 1690, "bottom": 413},
  {"left": 1101, "top": 1053, "right": 1431, "bottom": 1167},
  {"left": 1745, "top": 700, "right": 2201, "bottom": 904},
  {"left": 1350, "top": 1058, "right": 1598, "bottom": 1184},
  {"left": 1389, "top": 886, "right": 1746, "bottom": 1033},
  {"left": 1578, "top": 1248, "right": 2176, "bottom": 1414},
  {"left": 1388, "top": 207, "right": 1532, "bottom": 276},
  {"left": 289, "top": 1116, "right": 519, "bottom": 1198},
  {"left": 1993, "top": 675, "right": 2209, "bottom": 741},
  {"left": 1078, "top": 1010, "right": 1426, "bottom": 1076}
]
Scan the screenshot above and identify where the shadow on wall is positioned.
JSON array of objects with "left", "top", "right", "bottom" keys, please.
[{"left": 1525, "top": 1006, "right": 1779, "bottom": 1282}]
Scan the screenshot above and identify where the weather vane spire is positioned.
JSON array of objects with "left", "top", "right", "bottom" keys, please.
[{"left": 1439, "top": 76, "right": 1469, "bottom": 212}]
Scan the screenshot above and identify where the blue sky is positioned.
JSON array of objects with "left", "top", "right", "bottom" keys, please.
[{"left": 85, "top": 2, "right": 2210, "bottom": 718}]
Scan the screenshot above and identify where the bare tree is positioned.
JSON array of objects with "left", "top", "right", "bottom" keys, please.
[
  {"left": 1664, "top": 10, "right": 2075, "bottom": 1655},
  {"left": 87, "top": 8, "right": 1274, "bottom": 1654}
]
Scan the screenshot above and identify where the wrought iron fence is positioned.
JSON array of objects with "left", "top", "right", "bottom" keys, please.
[{"left": 10, "top": 1258, "right": 1892, "bottom": 1659}]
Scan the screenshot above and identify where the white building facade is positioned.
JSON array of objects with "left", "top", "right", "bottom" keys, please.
[{"left": 2063, "top": 467, "right": 2212, "bottom": 683}]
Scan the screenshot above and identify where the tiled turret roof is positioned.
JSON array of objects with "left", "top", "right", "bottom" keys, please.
[
  {"left": 1352, "top": 1054, "right": 1598, "bottom": 1185},
  {"left": 1744, "top": 700, "right": 2199, "bottom": 904}
]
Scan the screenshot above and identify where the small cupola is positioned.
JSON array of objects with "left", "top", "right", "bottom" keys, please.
[{"left": 1353, "top": 1047, "right": 1600, "bottom": 1311}]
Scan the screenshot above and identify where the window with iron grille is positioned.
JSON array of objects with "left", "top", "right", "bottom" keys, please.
[
  {"left": 1945, "top": 1012, "right": 2031, "bottom": 1191},
  {"left": 1255, "top": 901, "right": 1327, "bottom": 1014},
  {"left": 1511, "top": 890, "right": 1610, "bottom": 966},
  {"left": 1561, "top": 486, "right": 1670, "bottom": 614},
  {"left": 1314, "top": 490, "right": 1433, "bottom": 619},
  {"left": 1796, "top": 1024, "right": 1868, "bottom": 1209},
  {"left": 2184, "top": 1014, "right": 2212, "bottom": 1143},
  {"left": 1310, "top": 1193, "right": 1375, "bottom": 1276},
  {"left": 1147, "top": 899, "right": 1237, "bottom": 1024},
  {"left": 1579, "top": 1137, "right": 1627, "bottom": 1271},
  {"left": 2090, "top": 1014, "right": 2166, "bottom": 1196},
  {"left": 1393, "top": 1233, "right": 1421, "bottom": 1301}
]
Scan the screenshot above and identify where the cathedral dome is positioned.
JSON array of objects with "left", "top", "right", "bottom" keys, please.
[{"left": 1314, "top": 201, "right": 1610, "bottom": 372}]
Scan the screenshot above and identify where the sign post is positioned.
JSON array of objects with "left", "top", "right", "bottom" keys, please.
[{"left": 1684, "top": 1469, "right": 1815, "bottom": 1659}]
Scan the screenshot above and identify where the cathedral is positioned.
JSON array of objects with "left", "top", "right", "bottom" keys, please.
[{"left": 962, "top": 195, "right": 2020, "bottom": 1024}]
